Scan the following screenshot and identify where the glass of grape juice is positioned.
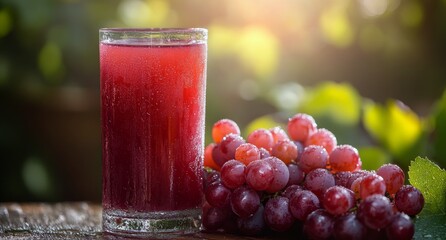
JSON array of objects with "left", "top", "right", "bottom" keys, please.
[{"left": 99, "top": 28, "right": 207, "bottom": 236}]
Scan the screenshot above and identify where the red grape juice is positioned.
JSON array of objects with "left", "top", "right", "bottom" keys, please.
[{"left": 100, "top": 41, "right": 206, "bottom": 216}]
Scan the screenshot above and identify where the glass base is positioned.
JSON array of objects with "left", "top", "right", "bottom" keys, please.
[{"left": 102, "top": 208, "right": 201, "bottom": 238}]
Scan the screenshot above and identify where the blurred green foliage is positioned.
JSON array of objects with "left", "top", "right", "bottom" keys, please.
[{"left": 0, "top": 0, "right": 445, "bottom": 202}]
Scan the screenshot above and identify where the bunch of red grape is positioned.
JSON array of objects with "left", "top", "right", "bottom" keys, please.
[{"left": 202, "top": 114, "right": 424, "bottom": 240}]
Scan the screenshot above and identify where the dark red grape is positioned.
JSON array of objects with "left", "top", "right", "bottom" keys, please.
[
  {"left": 220, "top": 160, "right": 246, "bottom": 189},
  {"left": 323, "top": 186, "right": 355, "bottom": 216},
  {"left": 212, "top": 134, "right": 245, "bottom": 167},
  {"left": 263, "top": 157, "right": 290, "bottom": 193},
  {"left": 237, "top": 205, "right": 265, "bottom": 235},
  {"left": 204, "top": 143, "right": 220, "bottom": 170},
  {"left": 394, "top": 185, "right": 424, "bottom": 216},
  {"left": 245, "top": 159, "right": 274, "bottom": 191},
  {"left": 202, "top": 205, "right": 230, "bottom": 231},
  {"left": 304, "top": 168, "right": 335, "bottom": 201},
  {"left": 258, "top": 147, "right": 271, "bottom": 158},
  {"left": 203, "top": 169, "right": 220, "bottom": 190},
  {"left": 281, "top": 184, "right": 304, "bottom": 199},
  {"left": 357, "top": 194, "right": 393, "bottom": 230},
  {"left": 385, "top": 212, "right": 414, "bottom": 240},
  {"left": 377, "top": 163, "right": 405, "bottom": 195},
  {"left": 333, "top": 213, "right": 367, "bottom": 240},
  {"left": 303, "top": 209, "right": 334, "bottom": 240},
  {"left": 334, "top": 171, "right": 352, "bottom": 188},
  {"left": 205, "top": 181, "right": 231, "bottom": 208},
  {"left": 230, "top": 186, "right": 260, "bottom": 219},
  {"left": 289, "top": 190, "right": 320, "bottom": 221},
  {"left": 263, "top": 196, "right": 295, "bottom": 232},
  {"left": 287, "top": 163, "right": 305, "bottom": 186}
]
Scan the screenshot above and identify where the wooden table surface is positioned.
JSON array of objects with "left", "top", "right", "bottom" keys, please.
[{"left": 0, "top": 202, "right": 288, "bottom": 240}]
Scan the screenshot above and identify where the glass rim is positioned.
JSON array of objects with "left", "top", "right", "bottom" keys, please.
[
  {"left": 99, "top": 28, "right": 207, "bottom": 46},
  {"left": 99, "top": 28, "right": 207, "bottom": 34}
]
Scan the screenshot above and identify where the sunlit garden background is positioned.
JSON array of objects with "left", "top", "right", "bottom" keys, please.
[{"left": 1, "top": 0, "right": 446, "bottom": 203}]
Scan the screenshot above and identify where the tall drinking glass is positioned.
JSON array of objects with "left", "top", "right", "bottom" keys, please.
[{"left": 99, "top": 28, "right": 207, "bottom": 236}]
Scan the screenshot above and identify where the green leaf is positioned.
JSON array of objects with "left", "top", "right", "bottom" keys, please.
[
  {"left": 408, "top": 157, "right": 446, "bottom": 214},
  {"left": 363, "top": 100, "right": 423, "bottom": 162},
  {"left": 409, "top": 157, "right": 446, "bottom": 239},
  {"left": 298, "top": 82, "right": 361, "bottom": 126}
]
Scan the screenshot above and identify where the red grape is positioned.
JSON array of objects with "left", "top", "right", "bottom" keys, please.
[
  {"left": 360, "top": 174, "right": 386, "bottom": 199},
  {"left": 333, "top": 213, "right": 367, "bottom": 240},
  {"left": 303, "top": 209, "right": 334, "bottom": 240},
  {"left": 220, "top": 160, "right": 246, "bottom": 189},
  {"left": 329, "top": 144, "right": 361, "bottom": 173},
  {"left": 212, "top": 119, "right": 240, "bottom": 144},
  {"left": 205, "top": 181, "right": 231, "bottom": 208},
  {"left": 230, "top": 186, "right": 260, "bottom": 218},
  {"left": 377, "top": 163, "right": 405, "bottom": 195},
  {"left": 305, "top": 128, "right": 337, "bottom": 154},
  {"left": 304, "top": 168, "right": 335, "bottom": 201},
  {"left": 281, "top": 184, "right": 304, "bottom": 199},
  {"left": 247, "top": 128, "right": 274, "bottom": 152},
  {"left": 269, "top": 126, "right": 289, "bottom": 144},
  {"left": 299, "top": 145, "right": 329, "bottom": 173},
  {"left": 394, "top": 185, "right": 424, "bottom": 216},
  {"left": 212, "top": 133, "right": 245, "bottom": 167},
  {"left": 263, "top": 157, "right": 290, "bottom": 193},
  {"left": 356, "top": 194, "right": 393, "bottom": 230},
  {"left": 237, "top": 205, "right": 265, "bottom": 236},
  {"left": 271, "top": 139, "right": 298, "bottom": 165},
  {"left": 334, "top": 171, "right": 352, "bottom": 188},
  {"left": 287, "top": 163, "right": 305, "bottom": 186},
  {"left": 245, "top": 159, "right": 274, "bottom": 191},
  {"left": 264, "top": 196, "right": 295, "bottom": 232},
  {"left": 289, "top": 190, "right": 320, "bottom": 221},
  {"left": 235, "top": 143, "right": 261, "bottom": 166},
  {"left": 204, "top": 143, "right": 220, "bottom": 170},
  {"left": 385, "top": 212, "right": 414, "bottom": 240},
  {"left": 287, "top": 113, "right": 317, "bottom": 142},
  {"left": 323, "top": 186, "right": 355, "bottom": 216}
]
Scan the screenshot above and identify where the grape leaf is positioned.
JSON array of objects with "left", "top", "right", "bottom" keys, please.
[
  {"left": 409, "top": 156, "right": 446, "bottom": 214},
  {"left": 409, "top": 157, "right": 446, "bottom": 239}
]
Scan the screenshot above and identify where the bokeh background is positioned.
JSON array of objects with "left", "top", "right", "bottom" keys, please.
[{"left": 1, "top": 0, "right": 445, "bottom": 202}]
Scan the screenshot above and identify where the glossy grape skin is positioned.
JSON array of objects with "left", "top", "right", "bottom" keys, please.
[
  {"left": 212, "top": 134, "right": 245, "bottom": 167},
  {"left": 329, "top": 144, "right": 361, "bottom": 173},
  {"left": 203, "top": 169, "right": 220, "bottom": 191},
  {"left": 247, "top": 128, "right": 274, "bottom": 152},
  {"left": 202, "top": 204, "right": 230, "bottom": 231},
  {"left": 357, "top": 194, "right": 393, "bottom": 230},
  {"left": 230, "top": 186, "right": 260, "bottom": 218},
  {"left": 220, "top": 160, "right": 246, "bottom": 189},
  {"left": 205, "top": 181, "right": 231, "bottom": 208},
  {"left": 237, "top": 205, "right": 265, "bottom": 236},
  {"left": 269, "top": 126, "right": 289, "bottom": 144},
  {"left": 305, "top": 128, "right": 337, "bottom": 154},
  {"left": 234, "top": 143, "right": 261, "bottom": 166},
  {"left": 377, "top": 163, "right": 405, "bottom": 195},
  {"left": 258, "top": 147, "right": 271, "bottom": 158},
  {"left": 245, "top": 159, "right": 274, "bottom": 191},
  {"left": 299, "top": 145, "right": 329, "bottom": 174},
  {"left": 360, "top": 174, "right": 386, "bottom": 199},
  {"left": 289, "top": 190, "right": 320, "bottom": 221},
  {"left": 385, "top": 212, "right": 414, "bottom": 240},
  {"left": 347, "top": 170, "right": 374, "bottom": 189},
  {"left": 323, "top": 186, "right": 355, "bottom": 216},
  {"left": 263, "top": 157, "right": 290, "bottom": 193},
  {"left": 263, "top": 196, "right": 295, "bottom": 232},
  {"left": 212, "top": 119, "right": 241, "bottom": 144},
  {"left": 334, "top": 171, "right": 352, "bottom": 188},
  {"left": 303, "top": 209, "right": 334, "bottom": 240},
  {"left": 271, "top": 139, "right": 298, "bottom": 165},
  {"left": 333, "top": 213, "right": 367, "bottom": 240},
  {"left": 287, "top": 113, "right": 317, "bottom": 142},
  {"left": 304, "top": 168, "right": 335, "bottom": 201},
  {"left": 287, "top": 163, "right": 305, "bottom": 186},
  {"left": 394, "top": 185, "right": 424, "bottom": 216},
  {"left": 293, "top": 141, "right": 304, "bottom": 162},
  {"left": 281, "top": 184, "right": 304, "bottom": 199}
]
